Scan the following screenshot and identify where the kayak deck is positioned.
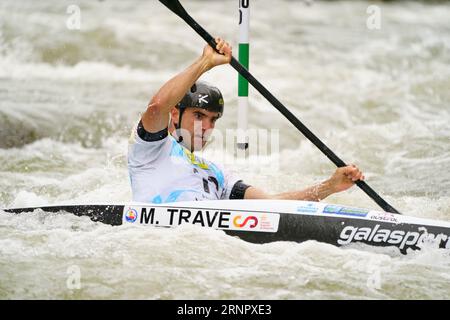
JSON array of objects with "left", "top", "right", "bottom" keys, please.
[{"left": 4, "top": 200, "right": 450, "bottom": 254}]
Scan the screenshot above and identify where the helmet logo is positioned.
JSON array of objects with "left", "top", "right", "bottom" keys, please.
[{"left": 198, "top": 94, "right": 209, "bottom": 104}]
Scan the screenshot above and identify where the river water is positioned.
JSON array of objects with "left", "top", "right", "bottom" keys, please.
[{"left": 1, "top": 0, "right": 449, "bottom": 299}]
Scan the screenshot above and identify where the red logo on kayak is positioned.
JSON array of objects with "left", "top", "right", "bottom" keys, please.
[{"left": 233, "top": 215, "right": 258, "bottom": 228}]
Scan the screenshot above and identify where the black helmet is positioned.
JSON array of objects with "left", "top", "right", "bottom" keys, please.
[{"left": 177, "top": 81, "right": 224, "bottom": 117}]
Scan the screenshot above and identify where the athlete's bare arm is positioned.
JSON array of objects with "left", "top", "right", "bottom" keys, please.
[
  {"left": 141, "top": 38, "right": 232, "bottom": 133},
  {"left": 244, "top": 165, "right": 365, "bottom": 201}
]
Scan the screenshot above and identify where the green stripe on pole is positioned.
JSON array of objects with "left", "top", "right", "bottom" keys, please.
[{"left": 238, "top": 43, "right": 249, "bottom": 97}]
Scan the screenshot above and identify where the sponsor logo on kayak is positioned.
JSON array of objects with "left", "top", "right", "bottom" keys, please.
[
  {"left": 369, "top": 212, "right": 399, "bottom": 224},
  {"left": 297, "top": 203, "right": 319, "bottom": 213},
  {"left": 122, "top": 206, "right": 279, "bottom": 233},
  {"left": 338, "top": 224, "right": 449, "bottom": 250},
  {"left": 323, "top": 205, "right": 369, "bottom": 217},
  {"left": 124, "top": 208, "right": 138, "bottom": 223},
  {"left": 233, "top": 215, "right": 258, "bottom": 228}
]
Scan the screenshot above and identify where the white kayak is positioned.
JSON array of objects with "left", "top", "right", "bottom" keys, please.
[{"left": 4, "top": 199, "right": 450, "bottom": 254}]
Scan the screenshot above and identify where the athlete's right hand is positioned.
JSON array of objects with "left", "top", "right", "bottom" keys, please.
[{"left": 202, "top": 37, "right": 232, "bottom": 70}]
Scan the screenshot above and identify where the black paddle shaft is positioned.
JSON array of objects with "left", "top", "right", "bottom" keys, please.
[{"left": 159, "top": 0, "right": 401, "bottom": 214}]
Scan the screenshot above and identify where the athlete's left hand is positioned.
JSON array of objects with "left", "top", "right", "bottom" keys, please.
[{"left": 328, "top": 164, "right": 365, "bottom": 193}]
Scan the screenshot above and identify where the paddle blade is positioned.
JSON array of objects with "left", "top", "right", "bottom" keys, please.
[{"left": 159, "top": 0, "right": 189, "bottom": 19}]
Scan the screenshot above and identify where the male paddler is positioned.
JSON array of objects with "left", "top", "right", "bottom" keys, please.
[{"left": 128, "top": 38, "right": 364, "bottom": 204}]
